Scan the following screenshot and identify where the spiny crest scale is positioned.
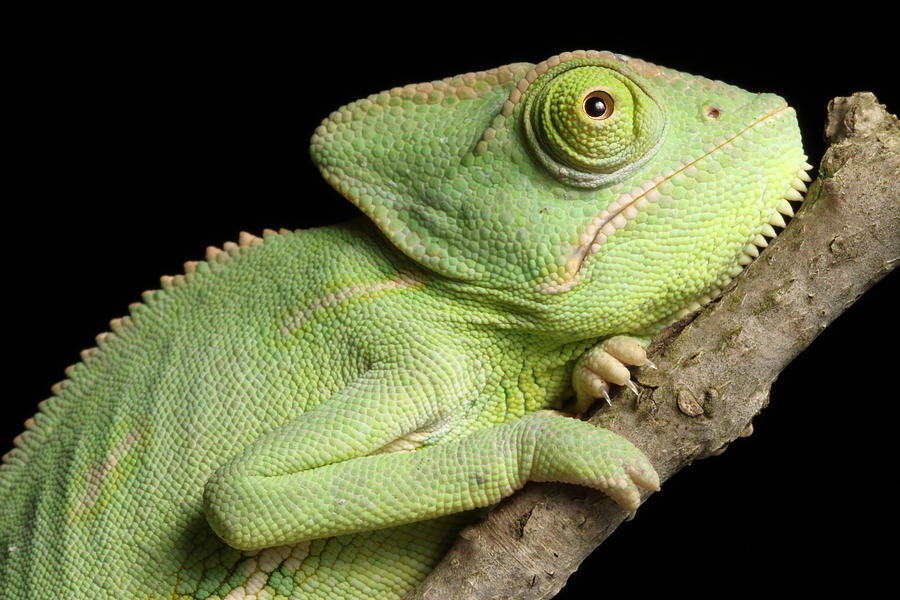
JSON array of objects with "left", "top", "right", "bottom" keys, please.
[{"left": 1, "top": 229, "right": 288, "bottom": 469}]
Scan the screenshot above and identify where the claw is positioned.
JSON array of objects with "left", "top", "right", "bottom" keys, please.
[
  {"left": 625, "top": 379, "right": 640, "bottom": 397},
  {"left": 601, "top": 388, "right": 612, "bottom": 406},
  {"left": 572, "top": 335, "right": 653, "bottom": 409}
]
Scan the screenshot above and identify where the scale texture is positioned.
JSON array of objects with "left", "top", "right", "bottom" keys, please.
[{"left": 1, "top": 50, "right": 807, "bottom": 599}]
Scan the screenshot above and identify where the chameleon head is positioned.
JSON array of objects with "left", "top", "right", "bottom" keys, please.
[{"left": 311, "top": 51, "right": 809, "bottom": 336}]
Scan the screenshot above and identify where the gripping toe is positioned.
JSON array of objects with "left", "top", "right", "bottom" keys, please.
[{"left": 572, "top": 335, "right": 649, "bottom": 412}]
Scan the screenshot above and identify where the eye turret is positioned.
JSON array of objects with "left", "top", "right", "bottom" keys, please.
[{"left": 522, "top": 61, "right": 666, "bottom": 187}]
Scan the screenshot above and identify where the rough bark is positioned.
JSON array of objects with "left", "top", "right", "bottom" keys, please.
[{"left": 406, "top": 93, "right": 899, "bottom": 600}]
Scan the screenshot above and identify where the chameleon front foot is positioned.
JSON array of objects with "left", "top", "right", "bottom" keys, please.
[{"left": 572, "top": 336, "right": 652, "bottom": 413}]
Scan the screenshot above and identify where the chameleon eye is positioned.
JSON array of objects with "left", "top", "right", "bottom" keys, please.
[
  {"left": 583, "top": 91, "right": 614, "bottom": 120},
  {"left": 521, "top": 62, "right": 665, "bottom": 187}
]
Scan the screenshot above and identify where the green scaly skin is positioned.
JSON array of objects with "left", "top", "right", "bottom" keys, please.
[{"left": 1, "top": 50, "right": 807, "bottom": 599}]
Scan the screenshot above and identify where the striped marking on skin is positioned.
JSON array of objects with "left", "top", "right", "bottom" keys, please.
[
  {"left": 280, "top": 271, "right": 426, "bottom": 335},
  {"left": 0, "top": 231, "right": 281, "bottom": 473},
  {"left": 539, "top": 104, "right": 793, "bottom": 294},
  {"left": 75, "top": 430, "right": 141, "bottom": 515}
]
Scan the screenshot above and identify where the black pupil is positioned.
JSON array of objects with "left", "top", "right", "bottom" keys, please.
[{"left": 585, "top": 95, "right": 607, "bottom": 118}]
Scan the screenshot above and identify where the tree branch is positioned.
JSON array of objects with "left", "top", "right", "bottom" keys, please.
[{"left": 407, "top": 93, "right": 899, "bottom": 600}]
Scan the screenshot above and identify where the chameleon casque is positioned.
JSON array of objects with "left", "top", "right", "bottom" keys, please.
[{"left": 1, "top": 50, "right": 809, "bottom": 599}]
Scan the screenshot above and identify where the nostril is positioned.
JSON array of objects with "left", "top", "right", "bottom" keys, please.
[{"left": 703, "top": 105, "right": 722, "bottom": 121}]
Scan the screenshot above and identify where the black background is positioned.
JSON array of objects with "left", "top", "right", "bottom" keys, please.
[{"left": 10, "top": 7, "right": 898, "bottom": 597}]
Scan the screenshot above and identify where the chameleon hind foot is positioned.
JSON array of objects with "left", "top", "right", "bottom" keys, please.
[{"left": 572, "top": 335, "right": 650, "bottom": 413}]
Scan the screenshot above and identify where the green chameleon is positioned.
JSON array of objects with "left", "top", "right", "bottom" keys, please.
[{"left": 1, "top": 50, "right": 809, "bottom": 599}]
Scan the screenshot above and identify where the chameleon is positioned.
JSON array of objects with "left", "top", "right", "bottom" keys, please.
[{"left": 1, "top": 50, "right": 809, "bottom": 599}]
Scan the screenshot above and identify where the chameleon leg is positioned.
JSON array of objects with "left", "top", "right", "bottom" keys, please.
[
  {"left": 571, "top": 335, "right": 652, "bottom": 413},
  {"left": 203, "top": 399, "right": 658, "bottom": 550}
]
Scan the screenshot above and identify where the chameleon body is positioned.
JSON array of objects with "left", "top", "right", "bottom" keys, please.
[{"left": 1, "top": 51, "right": 808, "bottom": 599}]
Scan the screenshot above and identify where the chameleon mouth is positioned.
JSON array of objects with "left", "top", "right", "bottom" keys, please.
[
  {"left": 667, "top": 160, "right": 813, "bottom": 318},
  {"left": 540, "top": 105, "right": 809, "bottom": 294}
]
